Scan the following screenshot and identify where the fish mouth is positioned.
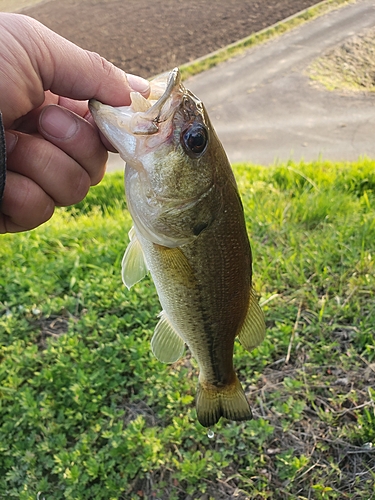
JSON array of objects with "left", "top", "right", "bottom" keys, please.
[{"left": 89, "top": 68, "right": 184, "bottom": 154}]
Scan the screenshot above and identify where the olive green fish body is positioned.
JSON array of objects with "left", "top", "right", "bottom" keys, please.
[
  {"left": 89, "top": 68, "right": 265, "bottom": 427},
  {"left": 140, "top": 179, "right": 250, "bottom": 380}
]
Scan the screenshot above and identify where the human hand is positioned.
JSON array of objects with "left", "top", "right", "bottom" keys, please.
[{"left": 0, "top": 13, "right": 149, "bottom": 233}]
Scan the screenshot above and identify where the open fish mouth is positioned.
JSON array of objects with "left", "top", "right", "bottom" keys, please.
[
  {"left": 90, "top": 67, "right": 215, "bottom": 246},
  {"left": 89, "top": 67, "right": 184, "bottom": 142}
]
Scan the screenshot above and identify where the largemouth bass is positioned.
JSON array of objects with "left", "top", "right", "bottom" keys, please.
[{"left": 89, "top": 68, "right": 265, "bottom": 427}]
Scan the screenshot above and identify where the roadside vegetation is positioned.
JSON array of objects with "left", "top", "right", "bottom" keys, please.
[
  {"left": 309, "top": 25, "right": 375, "bottom": 92},
  {"left": 1, "top": 159, "right": 374, "bottom": 499},
  {"left": 180, "top": 0, "right": 354, "bottom": 80}
]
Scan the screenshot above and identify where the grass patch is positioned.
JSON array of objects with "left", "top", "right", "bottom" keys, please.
[
  {"left": 309, "top": 25, "right": 375, "bottom": 92},
  {"left": 180, "top": 0, "right": 354, "bottom": 80},
  {"left": 1, "top": 159, "right": 375, "bottom": 499}
]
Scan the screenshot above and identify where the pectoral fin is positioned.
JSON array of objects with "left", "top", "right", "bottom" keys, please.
[
  {"left": 237, "top": 288, "right": 266, "bottom": 351},
  {"left": 155, "top": 245, "right": 196, "bottom": 289},
  {"left": 121, "top": 227, "right": 148, "bottom": 289},
  {"left": 151, "top": 311, "right": 185, "bottom": 364}
]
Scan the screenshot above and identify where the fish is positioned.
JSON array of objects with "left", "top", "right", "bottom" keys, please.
[{"left": 89, "top": 68, "right": 265, "bottom": 427}]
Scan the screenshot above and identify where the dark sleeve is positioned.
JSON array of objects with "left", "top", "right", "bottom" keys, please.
[{"left": 0, "top": 111, "right": 6, "bottom": 204}]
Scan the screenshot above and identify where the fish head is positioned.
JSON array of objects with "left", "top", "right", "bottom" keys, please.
[{"left": 90, "top": 68, "right": 228, "bottom": 247}]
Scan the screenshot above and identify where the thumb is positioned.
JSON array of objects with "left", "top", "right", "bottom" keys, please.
[{"left": 38, "top": 104, "right": 108, "bottom": 185}]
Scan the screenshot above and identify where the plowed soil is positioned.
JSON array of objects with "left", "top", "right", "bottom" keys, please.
[{"left": 22, "top": 0, "right": 322, "bottom": 78}]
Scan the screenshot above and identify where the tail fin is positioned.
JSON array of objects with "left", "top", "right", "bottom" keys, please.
[{"left": 196, "top": 376, "right": 252, "bottom": 427}]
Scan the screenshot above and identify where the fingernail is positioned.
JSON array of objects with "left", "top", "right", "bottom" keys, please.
[
  {"left": 39, "top": 105, "right": 78, "bottom": 139},
  {"left": 127, "top": 74, "right": 150, "bottom": 96},
  {"left": 5, "top": 131, "right": 18, "bottom": 154}
]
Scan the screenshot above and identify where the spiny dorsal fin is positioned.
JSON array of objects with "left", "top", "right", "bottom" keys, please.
[
  {"left": 237, "top": 288, "right": 266, "bottom": 351},
  {"left": 121, "top": 227, "right": 148, "bottom": 290},
  {"left": 151, "top": 311, "right": 185, "bottom": 364}
]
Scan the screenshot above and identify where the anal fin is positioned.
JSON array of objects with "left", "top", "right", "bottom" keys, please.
[
  {"left": 237, "top": 288, "right": 266, "bottom": 351},
  {"left": 151, "top": 311, "right": 185, "bottom": 364},
  {"left": 121, "top": 227, "right": 148, "bottom": 290}
]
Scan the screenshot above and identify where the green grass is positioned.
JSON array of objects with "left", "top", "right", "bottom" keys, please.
[
  {"left": 1, "top": 158, "right": 375, "bottom": 499},
  {"left": 179, "top": 0, "right": 354, "bottom": 80}
]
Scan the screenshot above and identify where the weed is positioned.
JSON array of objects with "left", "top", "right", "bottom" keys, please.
[{"left": 1, "top": 159, "right": 374, "bottom": 498}]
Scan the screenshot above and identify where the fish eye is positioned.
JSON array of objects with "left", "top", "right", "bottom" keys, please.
[{"left": 182, "top": 124, "right": 208, "bottom": 158}]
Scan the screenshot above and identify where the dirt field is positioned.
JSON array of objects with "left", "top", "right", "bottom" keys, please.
[
  {"left": 0, "top": 0, "right": 43, "bottom": 12},
  {"left": 19, "top": 0, "right": 322, "bottom": 78}
]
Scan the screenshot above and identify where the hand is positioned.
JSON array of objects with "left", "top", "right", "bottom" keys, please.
[{"left": 0, "top": 13, "right": 149, "bottom": 233}]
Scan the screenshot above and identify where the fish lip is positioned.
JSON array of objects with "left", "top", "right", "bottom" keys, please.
[
  {"left": 88, "top": 98, "right": 100, "bottom": 111},
  {"left": 150, "top": 68, "right": 181, "bottom": 115},
  {"left": 89, "top": 68, "right": 183, "bottom": 140},
  {"left": 88, "top": 68, "right": 180, "bottom": 114},
  {"left": 141, "top": 67, "right": 182, "bottom": 129}
]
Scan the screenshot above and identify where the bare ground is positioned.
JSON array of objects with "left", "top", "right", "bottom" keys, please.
[
  {"left": 309, "top": 24, "right": 375, "bottom": 92},
  {"left": 0, "top": 0, "right": 44, "bottom": 12},
  {"left": 21, "top": 0, "right": 323, "bottom": 78}
]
